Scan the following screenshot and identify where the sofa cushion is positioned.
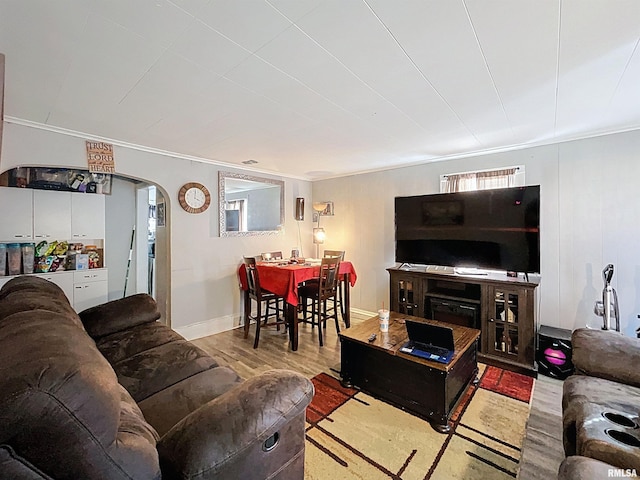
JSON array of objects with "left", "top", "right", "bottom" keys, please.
[
  {"left": 80, "top": 293, "right": 161, "bottom": 339},
  {"left": 563, "top": 373, "right": 640, "bottom": 414},
  {"left": 118, "top": 383, "right": 160, "bottom": 443},
  {"left": 111, "top": 339, "right": 220, "bottom": 402},
  {"left": 139, "top": 366, "right": 242, "bottom": 436},
  {"left": 0, "top": 445, "right": 49, "bottom": 479},
  {"left": 558, "top": 456, "right": 616, "bottom": 480},
  {"left": 572, "top": 328, "right": 640, "bottom": 388},
  {"left": 0, "top": 276, "right": 80, "bottom": 328},
  {"left": 96, "top": 321, "right": 184, "bottom": 364}
]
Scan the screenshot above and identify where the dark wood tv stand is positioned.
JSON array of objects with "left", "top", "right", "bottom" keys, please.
[{"left": 388, "top": 266, "right": 539, "bottom": 376}]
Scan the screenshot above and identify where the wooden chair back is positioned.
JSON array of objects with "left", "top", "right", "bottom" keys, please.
[
  {"left": 243, "top": 257, "right": 264, "bottom": 300},
  {"left": 261, "top": 251, "right": 283, "bottom": 261},
  {"left": 318, "top": 256, "right": 340, "bottom": 301},
  {"left": 323, "top": 250, "right": 345, "bottom": 261}
]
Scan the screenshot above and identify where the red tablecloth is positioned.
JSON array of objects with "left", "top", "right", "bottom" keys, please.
[{"left": 238, "top": 261, "right": 357, "bottom": 306}]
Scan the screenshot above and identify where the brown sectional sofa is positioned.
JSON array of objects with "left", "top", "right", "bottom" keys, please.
[
  {"left": 559, "top": 327, "right": 640, "bottom": 479},
  {"left": 0, "top": 275, "right": 313, "bottom": 479}
]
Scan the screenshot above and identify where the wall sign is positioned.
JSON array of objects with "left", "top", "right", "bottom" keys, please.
[{"left": 86, "top": 141, "right": 115, "bottom": 173}]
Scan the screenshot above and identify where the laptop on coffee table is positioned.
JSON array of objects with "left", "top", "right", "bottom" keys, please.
[{"left": 400, "top": 320, "right": 455, "bottom": 364}]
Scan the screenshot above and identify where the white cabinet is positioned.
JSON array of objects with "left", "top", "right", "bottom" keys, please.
[
  {"left": 1, "top": 269, "right": 108, "bottom": 312},
  {"left": 0, "top": 188, "right": 105, "bottom": 243},
  {"left": 71, "top": 193, "right": 105, "bottom": 240},
  {"left": 73, "top": 268, "right": 108, "bottom": 312},
  {"left": 0, "top": 187, "right": 33, "bottom": 241},
  {"left": 35, "top": 271, "right": 75, "bottom": 304},
  {"left": 0, "top": 187, "right": 108, "bottom": 307},
  {"left": 33, "top": 190, "right": 72, "bottom": 241}
]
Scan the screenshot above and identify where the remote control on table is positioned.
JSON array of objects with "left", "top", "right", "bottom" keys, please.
[{"left": 368, "top": 333, "right": 377, "bottom": 342}]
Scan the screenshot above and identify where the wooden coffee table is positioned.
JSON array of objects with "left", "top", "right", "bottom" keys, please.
[{"left": 339, "top": 311, "right": 480, "bottom": 432}]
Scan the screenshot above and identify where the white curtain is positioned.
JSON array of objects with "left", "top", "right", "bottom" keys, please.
[
  {"left": 443, "top": 173, "right": 476, "bottom": 192},
  {"left": 443, "top": 168, "right": 517, "bottom": 192}
]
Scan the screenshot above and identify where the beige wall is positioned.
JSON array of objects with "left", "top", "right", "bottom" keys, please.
[
  {"left": 3, "top": 120, "right": 640, "bottom": 337},
  {"left": 313, "top": 130, "right": 640, "bottom": 336},
  {"left": 1, "top": 121, "right": 313, "bottom": 337}
]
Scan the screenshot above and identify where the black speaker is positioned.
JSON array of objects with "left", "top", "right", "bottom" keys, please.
[
  {"left": 537, "top": 325, "right": 574, "bottom": 380},
  {"left": 295, "top": 197, "right": 304, "bottom": 221}
]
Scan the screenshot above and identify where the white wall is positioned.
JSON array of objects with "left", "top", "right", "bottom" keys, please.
[
  {"left": 1, "top": 122, "right": 314, "bottom": 338},
  {"left": 4, "top": 121, "right": 639, "bottom": 338},
  {"left": 105, "top": 176, "right": 137, "bottom": 300},
  {"left": 313, "top": 130, "right": 640, "bottom": 337}
]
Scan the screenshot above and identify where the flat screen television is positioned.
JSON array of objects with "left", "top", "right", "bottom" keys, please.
[{"left": 395, "top": 185, "right": 540, "bottom": 273}]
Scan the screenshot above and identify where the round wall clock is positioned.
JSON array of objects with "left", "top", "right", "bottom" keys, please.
[{"left": 178, "top": 182, "right": 211, "bottom": 214}]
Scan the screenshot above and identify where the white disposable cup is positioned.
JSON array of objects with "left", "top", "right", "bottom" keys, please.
[{"left": 378, "top": 309, "right": 390, "bottom": 332}]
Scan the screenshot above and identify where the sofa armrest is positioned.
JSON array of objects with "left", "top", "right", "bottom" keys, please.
[
  {"left": 157, "top": 369, "right": 314, "bottom": 480},
  {"left": 79, "top": 294, "right": 161, "bottom": 339},
  {"left": 558, "top": 456, "right": 615, "bottom": 480},
  {"left": 572, "top": 328, "right": 640, "bottom": 388}
]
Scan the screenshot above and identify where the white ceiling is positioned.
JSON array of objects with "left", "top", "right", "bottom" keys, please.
[{"left": 1, "top": 1, "right": 639, "bottom": 181}]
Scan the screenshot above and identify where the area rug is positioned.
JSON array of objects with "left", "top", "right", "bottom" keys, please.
[{"left": 304, "top": 364, "right": 534, "bottom": 480}]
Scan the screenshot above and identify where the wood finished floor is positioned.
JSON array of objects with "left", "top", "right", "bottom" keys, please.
[{"left": 191, "top": 311, "right": 564, "bottom": 480}]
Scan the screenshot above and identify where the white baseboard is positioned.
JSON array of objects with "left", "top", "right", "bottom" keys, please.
[
  {"left": 175, "top": 314, "right": 241, "bottom": 341},
  {"left": 176, "top": 307, "right": 377, "bottom": 341},
  {"left": 350, "top": 307, "right": 377, "bottom": 318}
]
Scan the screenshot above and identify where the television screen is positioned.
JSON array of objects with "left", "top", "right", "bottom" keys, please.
[{"left": 395, "top": 186, "right": 540, "bottom": 273}]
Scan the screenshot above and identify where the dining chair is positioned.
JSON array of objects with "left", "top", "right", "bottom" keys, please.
[
  {"left": 261, "top": 251, "right": 284, "bottom": 261},
  {"left": 323, "top": 250, "right": 345, "bottom": 261},
  {"left": 243, "top": 257, "right": 287, "bottom": 348},
  {"left": 259, "top": 251, "right": 285, "bottom": 318},
  {"left": 298, "top": 256, "right": 341, "bottom": 347},
  {"left": 300, "top": 250, "right": 346, "bottom": 320},
  {"left": 324, "top": 250, "right": 346, "bottom": 318}
]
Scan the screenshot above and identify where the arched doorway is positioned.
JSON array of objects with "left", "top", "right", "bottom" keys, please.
[{"left": 0, "top": 167, "right": 171, "bottom": 325}]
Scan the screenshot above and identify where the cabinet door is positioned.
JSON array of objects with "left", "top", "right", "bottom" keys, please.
[
  {"left": 33, "top": 190, "right": 72, "bottom": 241},
  {"left": 73, "top": 280, "right": 108, "bottom": 312},
  {"left": 390, "top": 273, "right": 423, "bottom": 317},
  {"left": 0, "top": 187, "right": 33, "bottom": 241},
  {"left": 73, "top": 268, "right": 108, "bottom": 312},
  {"left": 35, "top": 272, "right": 74, "bottom": 305},
  {"left": 71, "top": 193, "right": 105, "bottom": 240},
  {"left": 486, "top": 287, "right": 531, "bottom": 364}
]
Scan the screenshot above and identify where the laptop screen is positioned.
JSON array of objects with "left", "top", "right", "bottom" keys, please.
[{"left": 405, "top": 320, "right": 455, "bottom": 351}]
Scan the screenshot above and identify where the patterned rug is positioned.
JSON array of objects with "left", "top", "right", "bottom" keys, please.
[{"left": 304, "top": 364, "right": 534, "bottom": 480}]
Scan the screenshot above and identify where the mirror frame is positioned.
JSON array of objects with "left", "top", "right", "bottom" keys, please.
[{"left": 218, "top": 171, "right": 285, "bottom": 237}]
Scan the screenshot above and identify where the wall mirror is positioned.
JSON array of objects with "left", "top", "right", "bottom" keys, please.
[{"left": 219, "top": 171, "right": 284, "bottom": 236}]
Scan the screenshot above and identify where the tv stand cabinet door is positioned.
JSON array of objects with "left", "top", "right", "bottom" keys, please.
[
  {"left": 389, "top": 270, "right": 423, "bottom": 317},
  {"left": 483, "top": 285, "right": 535, "bottom": 371}
]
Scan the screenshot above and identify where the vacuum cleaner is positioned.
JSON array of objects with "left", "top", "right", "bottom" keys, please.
[{"left": 593, "top": 263, "right": 620, "bottom": 332}]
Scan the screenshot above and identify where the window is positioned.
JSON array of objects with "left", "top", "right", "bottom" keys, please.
[
  {"left": 440, "top": 166, "right": 524, "bottom": 193},
  {"left": 225, "top": 199, "right": 247, "bottom": 232}
]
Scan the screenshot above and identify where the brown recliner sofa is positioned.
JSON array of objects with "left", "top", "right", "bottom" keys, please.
[
  {"left": 559, "top": 327, "right": 640, "bottom": 479},
  {"left": 0, "top": 275, "right": 314, "bottom": 479}
]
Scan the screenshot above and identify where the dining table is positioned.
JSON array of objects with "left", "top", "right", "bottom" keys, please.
[{"left": 238, "top": 260, "right": 358, "bottom": 351}]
